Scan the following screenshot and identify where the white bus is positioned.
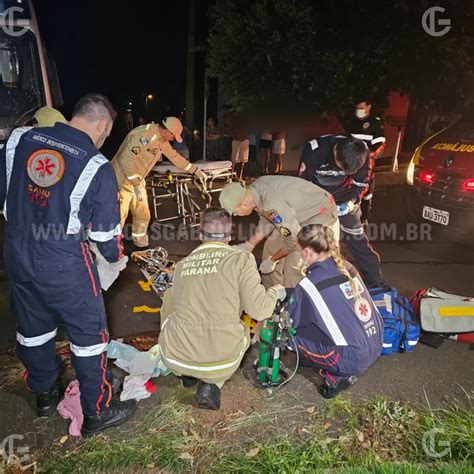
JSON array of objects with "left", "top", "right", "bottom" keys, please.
[{"left": 0, "top": 0, "right": 62, "bottom": 147}]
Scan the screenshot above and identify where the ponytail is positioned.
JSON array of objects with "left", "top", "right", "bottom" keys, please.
[{"left": 297, "top": 224, "right": 362, "bottom": 304}]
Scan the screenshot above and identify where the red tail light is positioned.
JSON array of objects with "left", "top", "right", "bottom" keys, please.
[
  {"left": 419, "top": 170, "right": 435, "bottom": 184},
  {"left": 462, "top": 178, "right": 474, "bottom": 191}
]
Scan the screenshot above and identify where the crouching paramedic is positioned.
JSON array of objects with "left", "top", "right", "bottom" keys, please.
[
  {"left": 111, "top": 117, "right": 207, "bottom": 249},
  {"left": 0, "top": 94, "right": 136, "bottom": 436},
  {"left": 158, "top": 207, "right": 286, "bottom": 410},
  {"left": 288, "top": 224, "right": 383, "bottom": 399},
  {"left": 219, "top": 176, "right": 339, "bottom": 289}
]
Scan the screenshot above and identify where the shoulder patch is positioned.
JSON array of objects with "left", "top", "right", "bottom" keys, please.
[
  {"left": 309, "top": 139, "right": 319, "bottom": 150},
  {"left": 139, "top": 136, "right": 149, "bottom": 146},
  {"left": 355, "top": 298, "right": 372, "bottom": 322},
  {"left": 279, "top": 226, "right": 292, "bottom": 237},
  {"left": 27, "top": 149, "right": 65, "bottom": 187}
]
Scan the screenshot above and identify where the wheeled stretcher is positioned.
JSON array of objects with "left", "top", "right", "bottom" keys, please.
[{"left": 147, "top": 160, "right": 236, "bottom": 226}]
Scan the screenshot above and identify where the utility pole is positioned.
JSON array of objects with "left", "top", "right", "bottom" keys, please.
[{"left": 185, "top": 0, "right": 196, "bottom": 134}]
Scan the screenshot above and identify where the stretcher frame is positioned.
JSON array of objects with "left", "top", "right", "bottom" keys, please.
[{"left": 146, "top": 164, "right": 236, "bottom": 227}]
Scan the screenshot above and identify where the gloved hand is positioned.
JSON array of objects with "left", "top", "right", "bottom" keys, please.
[
  {"left": 134, "top": 185, "right": 144, "bottom": 202},
  {"left": 90, "top": 243, "right": 129, "bottom": 291},
  {"left": 238, "top": 241, "right": 255, "bottom": 252},
  {"left": 259, "top": 256, "right": 277, "bottom": 274},
  {"left": 270, "top": 284, "right": 287, "bottom": 301},
  {"left": 337, "top": 201, "right": 355, "bottom": 216},
  {"left": 194, "top": 169, "right": 207, "bottom": 181}
]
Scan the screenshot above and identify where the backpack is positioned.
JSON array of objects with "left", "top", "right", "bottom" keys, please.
[
  {"left": 411, "top": 288, "right": 474, "bottom": 334},
  {"left": 369, "top": 285, "right": 420, "bottom": 355}
]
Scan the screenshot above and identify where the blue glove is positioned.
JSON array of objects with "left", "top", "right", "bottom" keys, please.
[{"left": 337, "top": 202, "right": 355, "bottom": 216}]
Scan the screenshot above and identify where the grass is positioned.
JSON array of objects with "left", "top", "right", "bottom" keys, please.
[{"left": 36, "top": 393, "right": 473, "bottom": 473}]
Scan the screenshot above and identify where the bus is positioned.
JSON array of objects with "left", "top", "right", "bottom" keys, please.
[{"left": 0, "top": 0, "right": 62, "bottom": 147}]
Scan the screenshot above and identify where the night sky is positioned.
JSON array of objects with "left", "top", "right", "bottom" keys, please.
[{"left": 33, "top": 0, "right": 189, "bottom": 118}]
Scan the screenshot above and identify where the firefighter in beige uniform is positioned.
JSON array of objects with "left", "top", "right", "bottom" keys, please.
[
  {"left": 219, "top": 176, "right": 339, "bottom": 288},
  {"left": 111, "top": 117, "right": 207, "bottom": 248},
  {"left": 159, "top": 208, "right": 286, "bottom": 410}
]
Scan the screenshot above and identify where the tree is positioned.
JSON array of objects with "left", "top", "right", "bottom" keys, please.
[{"left": 207, "top": 0, "right": 473, "bottom": 116}]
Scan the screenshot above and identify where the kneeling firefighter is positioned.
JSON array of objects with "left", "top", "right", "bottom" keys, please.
[
  {"left": 159, "top": 207, "right": 286, "bottom": 410},
  {"left": 288, "top": 224, "right": 383, "bottom": 398}
]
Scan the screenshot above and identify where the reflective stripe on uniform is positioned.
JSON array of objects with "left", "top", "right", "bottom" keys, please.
[
  {"left": 70, "top": 341, "right": 108, "bottom": 357},
  {"left": 132, "top": 231, "right": 148, "bottom": 237},
  {"left": 67, "top": 154, "right": 108, "bottom": 234},
  {"left": 371, "top": 136, "right": 386, "bottom": 144},
  {"left": 17, "top": 328, "right": 57, "bottom": 347},
  {"left": 299, "top": 278, "right": 348, "bottom": 346},
  {"left": 161, "top": 340, "right": 247, "bottom": 373},
  {"left": 351, "top": 133, "right": 373, "bottom": 141},
  {"left": 4, "top": 126, "right": 33, "bottom": 220},
  {"left": 88, "top": 223, "right": 122, "bottom": 242},
  {"left": 363, "top": 193, "right": 373, "bottom": 200},
  {"left": 351, "top": 179, "right": 368, "bottom": 188},
  {"left": 340, "top": 224, "right": 365, "bottom": 236}
]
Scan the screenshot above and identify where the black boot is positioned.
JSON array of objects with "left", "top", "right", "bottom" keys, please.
[
  {"left": 181, "top": 376, "right": 199, "bottom": 388},
  {"left": 195, "top": 382, "right": 221, "bottom": 410},
  {"left": 81, "top": 399, "right": 137, "bottom": 437},
  {"left": 36, "top": 380, "right": 63, "bottom": 417},
  {"left": 317, "top": 376, "right": 357, "bottom": 399}
]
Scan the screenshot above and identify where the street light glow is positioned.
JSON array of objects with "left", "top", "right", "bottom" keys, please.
[{"left": 147, "top": 94, "right": 153, "bottom": 100}]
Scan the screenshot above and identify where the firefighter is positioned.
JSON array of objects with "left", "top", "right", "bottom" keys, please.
[
  {"left": 289, "top": 224, "right": 383, "bottom": 398},
  {"left": 159, "top": 207, "right": 286, "bottom": 410},
  {"left": 219, "top": 176, "right": 339, "bottom": 289},
  {"left": 298, "top": 134, "right": 383, "bottom": 286},
  {"left": 0, "top": 94, "right": 136, "bottom": 436},
  {"left": 346, "top": 99, "right": 386, "bottom": 222},
  {"left": 111, "top": 117, "right": 207, "bottom": 249}
]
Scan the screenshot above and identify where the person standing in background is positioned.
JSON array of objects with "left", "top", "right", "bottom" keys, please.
[
  {"left": 272, "top": 129, "right": 286, "bottom": 174},
  {"left": 259, "top": 129, "right": 272, "bottom": 174},
  {"left": 346, "top": 99, "right": 385, "bottom": 223}
]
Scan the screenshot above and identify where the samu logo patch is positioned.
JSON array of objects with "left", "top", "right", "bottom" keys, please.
[{"left": 26, "top": 149, "right": 65, "bottom": 187}]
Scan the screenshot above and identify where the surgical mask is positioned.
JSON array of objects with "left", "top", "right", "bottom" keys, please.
[{"left": 355, "top": 109, "right": 367, "bottom": 119}]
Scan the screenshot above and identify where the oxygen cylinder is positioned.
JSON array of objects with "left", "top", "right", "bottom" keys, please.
[{"left": 258, "top": 321, "right": 274, "bottom": 384}]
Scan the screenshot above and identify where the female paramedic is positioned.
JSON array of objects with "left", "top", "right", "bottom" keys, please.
[{"left": 287, "top": 224, "right": 383, "bottom": 398}]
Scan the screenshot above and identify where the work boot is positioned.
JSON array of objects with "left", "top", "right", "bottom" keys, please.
[
  {"left": 195, "top": 382, "right": 221, "bottom": 410},
  {"left": 317, "top": 376, "right": 357, "bottom": 399},
  {"left": 181, "top": 376, "right": 199, "bottom": 388},
  {"left": 81, "top": 399, "right": 137, "bottom": 437},
  {"left": 36, "top": 379, "right": 65, "bottom": 417}
]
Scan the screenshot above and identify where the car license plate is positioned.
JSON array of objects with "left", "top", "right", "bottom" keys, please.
[{"left": 422, "top": 206, "right": 450, "bottom": 226}]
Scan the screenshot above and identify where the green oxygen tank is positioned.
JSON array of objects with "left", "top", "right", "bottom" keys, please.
[{"left": 257, "top": 301, "right": 282, "bottom": 386}]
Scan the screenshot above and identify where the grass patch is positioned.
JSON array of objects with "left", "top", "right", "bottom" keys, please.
[{"left": 38, "top": 394, "right": 473, "bottom": 473}]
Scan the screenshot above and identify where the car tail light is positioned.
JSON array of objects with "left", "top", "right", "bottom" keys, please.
[
  {"left": 462, "top": 178, "right": 474, "bottom": 191},
  {"left": 419, "top": 170, "right": 435, "bottom": 184}
]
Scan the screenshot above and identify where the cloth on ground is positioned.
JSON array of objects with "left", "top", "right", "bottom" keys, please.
[
  {"left": 57, "top": 380, "right": 83, "bottom": 437},
  {"left": 107, "top": 341, "right": 169, "bottom": 401}
]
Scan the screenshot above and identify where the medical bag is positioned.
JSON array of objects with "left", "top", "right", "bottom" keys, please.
[{"left": 369, "top": 285, "right": 420, "bottom": 355}]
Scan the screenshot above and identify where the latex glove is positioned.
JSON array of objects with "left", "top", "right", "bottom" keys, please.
[
  {"left": 238, "top": 241, "right": 255, "bottom": 252},
  {"left": 270, "top": 284, "right": 287, "bottom": 301},
  {"left": 90, "top": 243, "right": 129, "bottom": 291},
  {"left": 133, "top": 185, "right": 144, "bottom": 202},
  {"left": 259, "top": 256, "right": 277, "bottom": 274},
  {"left": 194, "top": 169, "right": 207, "bottom": 181},
  {"left": 337, "top": 201, "right": 355, "bottom": 216}
]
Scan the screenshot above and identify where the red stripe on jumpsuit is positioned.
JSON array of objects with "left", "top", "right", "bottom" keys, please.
[
  {"left": 298, "top": 344, "right": 340, "bottom": 367},
  {"left": 80, "top": 242, "right": 98, "bottom": 297},
  {"left": 95, "top": 329, "right": 112, "bottom": 415}
]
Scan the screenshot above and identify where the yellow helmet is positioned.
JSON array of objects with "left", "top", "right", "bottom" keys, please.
[{"left": 33, "top": 107, "right": 67, "bottom": 127}]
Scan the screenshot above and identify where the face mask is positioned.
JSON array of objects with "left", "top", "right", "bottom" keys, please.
[{"left": 355, "top": 109, "right": 367, "bottom": 119}]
